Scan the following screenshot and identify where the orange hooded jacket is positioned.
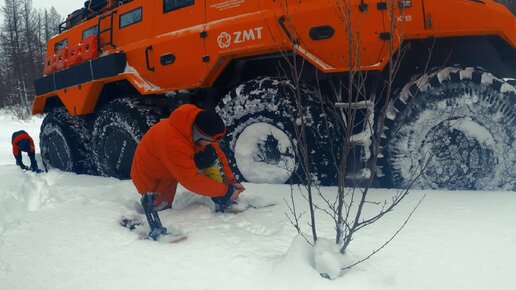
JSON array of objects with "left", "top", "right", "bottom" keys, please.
[{"left": 130, "top": 104, "right": 236, "bottom": 206}]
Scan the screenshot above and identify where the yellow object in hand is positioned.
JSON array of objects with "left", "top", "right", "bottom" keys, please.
[{"left": 202, "top": 164, "right": 223, "bottom": 183}]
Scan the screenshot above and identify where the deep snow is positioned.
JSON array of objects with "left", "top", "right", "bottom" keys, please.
[{"left": 1, "top": 111, "right": 516, "bottom": 290}]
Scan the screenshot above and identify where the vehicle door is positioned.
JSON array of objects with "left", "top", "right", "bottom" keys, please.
[
  {"left": 203, "top": 0, "right": 266, "bottom": 85},
  {"left": 150, "top": 0, "right": 208, "bottom": 90}
]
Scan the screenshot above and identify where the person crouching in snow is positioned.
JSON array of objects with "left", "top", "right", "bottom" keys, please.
[
  {"left": 12, "top": 130, "right": 41, "bottom": 173},
  {"left": 130, "top": 104, "right": 245, "bottom": 240}
]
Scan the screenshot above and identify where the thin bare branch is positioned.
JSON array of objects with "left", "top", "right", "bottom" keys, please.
[{"left": 341, "top": 194, "right": 426, "bottom": 271}]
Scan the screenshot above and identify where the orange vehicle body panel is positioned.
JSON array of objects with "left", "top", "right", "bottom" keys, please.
[
  {"left": 54, "top": 48, "right": 68, "bottom": 71},
  {"left": 32, "top": 72, "right": 160, "bottom": 115},
  {"left": 81, "top": 35, "right": 100, "bottom": 61},
  {"left": 43, "top": 54, "right": 56, "bottom": 75},
  {"left": 33, "top": 0, "right": 516, "bottom": 116},
  {"left": 34, "top": 82, "right": 103, "bottom": 116},
  {"left": 422, "top": 1, "right": 516, "bottom": 44}
]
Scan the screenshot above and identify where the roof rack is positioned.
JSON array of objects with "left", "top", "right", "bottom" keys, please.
[{"left": 58, "top": 0, "right": 133, "bottom": 33}]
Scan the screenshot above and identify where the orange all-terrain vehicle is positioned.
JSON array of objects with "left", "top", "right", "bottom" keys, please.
[{"left": 33, "top": 0, "right": 516, "bottom": 190}]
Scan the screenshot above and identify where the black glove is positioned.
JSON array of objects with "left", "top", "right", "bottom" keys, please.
[
  {"left": 211, "top": 184, "right": 235, "bottom": 212},
  {"left": 194, "top": 145, "right": 217, "bottom": 170}
]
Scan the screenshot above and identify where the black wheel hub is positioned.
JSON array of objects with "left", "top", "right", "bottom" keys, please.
[
  {"left": 422, "top": 120, "right": 495, "bottom": 189},
  {"left": 255, "top": 135, "right": 288, "bottom": 165}
]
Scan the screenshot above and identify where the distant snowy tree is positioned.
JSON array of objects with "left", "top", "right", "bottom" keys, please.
[{"left": 0, "top": 0, "right": 61, "bottom": 115}]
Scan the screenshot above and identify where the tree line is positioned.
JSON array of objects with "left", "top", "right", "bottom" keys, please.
[{"left": 0, "top": 0, "right": 62, "bottom": 113}]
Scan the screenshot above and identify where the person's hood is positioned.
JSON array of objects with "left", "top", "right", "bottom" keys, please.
[{"left": 168, "top": 104, "right": 203, "bottom": 144}]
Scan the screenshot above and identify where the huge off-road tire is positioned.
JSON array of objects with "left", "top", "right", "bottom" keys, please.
[
  {"left": 382, "top": 67, "right": 515, "bottom": 190},
  {"left": 40, "top": 107, "right": 94, "bottom": 174},
  {"left": 216, "top": 78, "right": 343, "bottom": 185},
  {"left": 91, "top": 98, "right": 161, "bottom": 179}
]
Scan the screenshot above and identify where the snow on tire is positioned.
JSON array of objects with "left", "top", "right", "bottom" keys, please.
[
  {"left": 91, "top": 98, "right": 160, "bottom": 179},
  {"left": 216, "top": 78, "right": 343, "bottom": 185},
  {"left": 40, "top": 107, "right": 94, "bottom": 174},
  {"left": 382, "top": 67, "right": 516, "bottom": 190}
]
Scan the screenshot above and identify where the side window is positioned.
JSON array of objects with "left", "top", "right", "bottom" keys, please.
[
  {"left": 120, "top": 7, "right": 143, "bottom": 29},
  {"left": 82, "top": 25, "right": 99, "bottom": 39},
  {"left": 54, "top": 39, "right": 68, "bottom": 52},
  {"left": 163, "top": 0, "right": 194, "bottom": 13}
]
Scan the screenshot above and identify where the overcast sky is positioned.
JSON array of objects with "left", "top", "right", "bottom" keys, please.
[{"left": 33, "top": 0, "right": 81, "bottom": 18}]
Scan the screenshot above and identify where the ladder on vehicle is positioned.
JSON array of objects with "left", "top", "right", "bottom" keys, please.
[
  {"left": 335, "top": 100, "right": 375, "bottom": 182},
  {"left": 98, "top": 10, "right": 117, "bottom": 50}
]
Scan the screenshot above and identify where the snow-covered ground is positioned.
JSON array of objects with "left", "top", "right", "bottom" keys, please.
[{"left": 1, "top": 111, "right": 515, "bottom": 290}]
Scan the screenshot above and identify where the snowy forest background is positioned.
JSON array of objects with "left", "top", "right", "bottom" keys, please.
[
  {"left": 0, "top": 0, "right": 513, "bottom": 116},
  {"left": 0, "top": 0, "right": 61, "bottom": 114}
]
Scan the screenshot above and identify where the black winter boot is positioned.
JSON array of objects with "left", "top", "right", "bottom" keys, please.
[{"left": 140, "top": 192, "right": 168, "bottom": 240}]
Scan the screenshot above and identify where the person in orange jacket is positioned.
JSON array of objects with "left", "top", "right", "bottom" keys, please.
[
  {"left": 12, "top": 130, "right": 41, "bottom": 173},
  {"left": 130, "top": 104, "right": 245, "bottom": 240}
]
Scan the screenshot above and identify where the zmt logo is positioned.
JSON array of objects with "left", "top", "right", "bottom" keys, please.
[{"left": 217, "top": 27, "right": 264, "bottom": 48}]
